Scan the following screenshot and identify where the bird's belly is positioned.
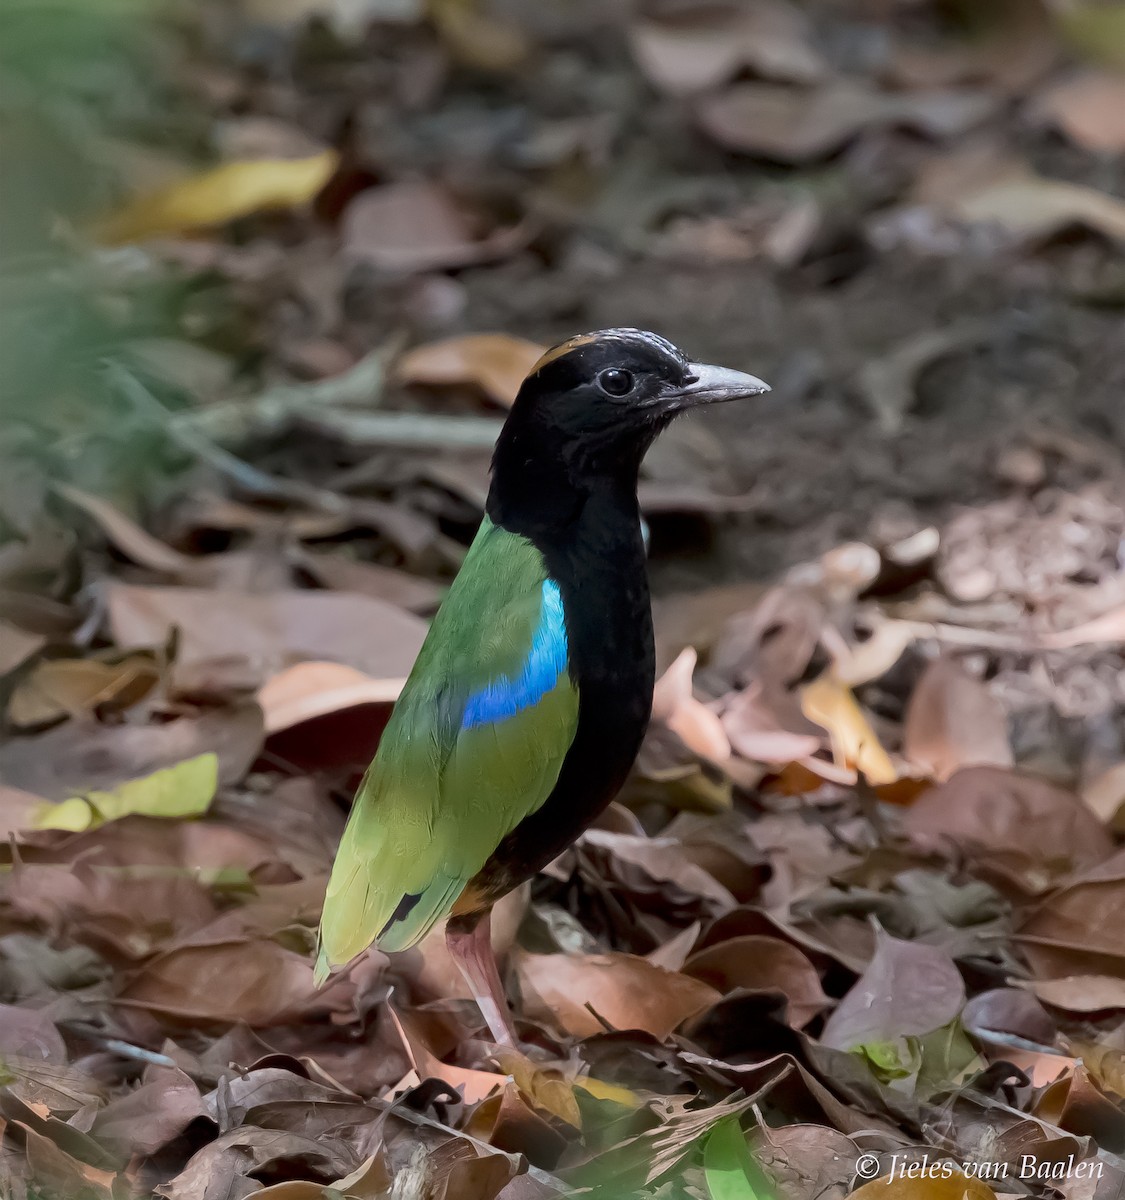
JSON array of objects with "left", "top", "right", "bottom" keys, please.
[{"left": 461, "top": 664, "right": 653, "bottom": 910}]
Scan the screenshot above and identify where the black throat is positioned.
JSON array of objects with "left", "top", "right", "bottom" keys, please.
[{"left": 482, "top": 424, "right": 655, "bottom": 876}]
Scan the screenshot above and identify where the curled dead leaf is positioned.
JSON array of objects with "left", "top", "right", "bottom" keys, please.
[
  {"left": 906, "top": 766, "right": 1114, "bottom": 888},
  {"left": 1027, "top": 976, "right": 1125, "bottom": 1014},
  {"left": 652, "top": 647, "right": 731, "bottom": 762},
  {"left": 343, "top": 180, "right": 529, "bottom": 273},
  {"left": 629, "top": 1, "right": 825, "bottom": 97},
  {"left": 53, "top": 484, "right": 198, "bottom": 577},
  {"left": 257, "top": 661, "right": 403, "bottom": 735},
  {"left": 397, "top": 333, "right": 547, "bottom": 408},
  {"left": 800, "top": 672, "right": 897, "bottom": 784},
  {"left": 682, "top": 934, "right": 829, "bottom": 1029},
  {"left": 514, "top": 949, "right": 721, "bottom": 1040},
  {"left": 697, "top": 80, "right": 994, "bottom": 162},
  {"left": 7, "top": 651, "right": 161, "bottom": 728}
]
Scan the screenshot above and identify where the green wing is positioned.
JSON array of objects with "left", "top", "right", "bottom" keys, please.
[{"left": 315, "top": 518, "right": 579, "bottom": 979}]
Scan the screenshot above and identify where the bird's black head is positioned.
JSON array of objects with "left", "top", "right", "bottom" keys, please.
[{"left": 493, "top": 328, "right": 769, "bottom": 505}]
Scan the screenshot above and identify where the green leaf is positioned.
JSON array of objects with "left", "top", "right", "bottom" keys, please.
[
  {"left": 703, "top": 1117, "right": 774, "bottom": 1200},
  {"left": 858, "top": 1036, "right": 921, "bottom": 1082},
  {"left": 917, "top": 1019, "right": 984, "bottom": 1094},
  {"left": 33, "top": 753, "right": 218, "bottom": 831}
]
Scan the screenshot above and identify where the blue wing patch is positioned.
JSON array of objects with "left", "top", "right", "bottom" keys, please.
[{"left": 461, "top": 580, "right": 568, "bottom": 730}]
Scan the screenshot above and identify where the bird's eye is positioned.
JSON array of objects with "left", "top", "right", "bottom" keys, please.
[{"left": 598, "top": 368, "right": 635, "bottom": 397}]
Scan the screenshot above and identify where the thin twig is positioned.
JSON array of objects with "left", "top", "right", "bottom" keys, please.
[
  {"left": 173, "top": 342, "right": 399, "bottom": 446},
  {"left": 299, "top": 408, "right": 505, "bottom": 452}
]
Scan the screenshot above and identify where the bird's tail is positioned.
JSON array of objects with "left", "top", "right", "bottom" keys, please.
[{"left": 314, "top": 811, "right": 467, "bottom": 984}]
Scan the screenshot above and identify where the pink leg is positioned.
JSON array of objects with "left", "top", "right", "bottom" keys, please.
[{"left": 446, "top": 910, "right": 518, "bottom": 1046}]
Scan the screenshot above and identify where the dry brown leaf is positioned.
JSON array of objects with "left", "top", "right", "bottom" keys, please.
[
  {"left": 0, "top": 619, "right": 45, "bottom": 676},
  {"left": 0, "top": 701, "right": 263, "bottom": 799},
  {"left": 963, "top": 987, "right": 1058, "bottom": 1046},
  {"left": 1020, "top": 851, "right": 1125, "bottom": 975},
  {"left": 629, "top": 1, "right": 825, "bottom": 96},
  {"left": 343, "top": 180, "right": 529, "bottom": 273},
  {"left": 390, "top": 1008, "right": 506, "bottom": 1104},
  {"left": 90, "top": 1066, "right": 209, "bottom": 1159},
  {"left": 257, "top": 661, "right": 403, "bottom": 734},
  {"left": 1034, "top": 71, "right": 1125, "bottom": 154},
  {"left": 682, "top": 934, "right": 829, "bottom": 1029},
  {"left": 514, "top": 950, "right": 720, "bottom": 1040},
  {"left": 697, "top": 80, "right": 994, "bottom": 162},
  {"left": 750, "top": 1122, "right": 861, "bottom": 1200},
  {"left": 652, "top": 647, "right": 731, "bottom": 762},
  {"left": 1028, "top": 976, "right": 1125, "bottom": 1013},
  {"left": 1035, "top": 1063, "right": 1125, "bottom": 1155},
  {"left": 53, "top": 483, "right": 199, "bottom": 577},
  {"left": 580, "top": 829, "right": 737, "bottom": 909},
  {"left": 19, "top": 1124, "right": 117, "bottom": 1200},
  {"left": 98, "top": 151, "right": 338, "bottom": 243},
  {"left": 1082, "top": 762, "right": 1125, "bottom": 826},
  {"left": 8, "top": 652, "right": 161, "bottom": 728},
  {"left": 118, "top": 938, "right": 333, "bottom": 1026},
  {"left": 922, "top": 152, "right": 1125, "bottom": 245},
  {"left": 721, "top": 685, "right": 822, "bottom": 765},
  {"left": 397, "top": 333, "right": 547, "bottom": 408},
  {"left": 821, "top": 928, "right": 965, "bottom": 1051},
  {"left": 106, "top": 583, "right": 426, "bottom": 685},
  {"left": 903, "top": 658, "right": 1013, "bottom": 781},
  {"left": 294, "top": 550, "right": 442, "bottom": 613},
  {"left": 906, "top": 766, "right": 1114, "bottom": 888},
  {"left": 799, "top": 672, "right": 897, "bottom": 784}
]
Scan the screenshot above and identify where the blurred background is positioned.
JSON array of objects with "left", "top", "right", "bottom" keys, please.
[{"left": 3, "top": 1, "right": 1125, "bottom": 1197}]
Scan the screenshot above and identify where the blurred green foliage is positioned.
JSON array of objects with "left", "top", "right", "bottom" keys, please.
[{"left": 0, "top": 0, "right": 201, "bottom": 519}]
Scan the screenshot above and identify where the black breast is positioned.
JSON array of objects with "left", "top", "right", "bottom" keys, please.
[{"left": 472, "top": 485, "right": 654, "bottom": 900}]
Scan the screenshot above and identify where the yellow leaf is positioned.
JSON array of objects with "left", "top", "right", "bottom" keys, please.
[
  {"left": 428, "top": 0, "right": 530, "bottom": 70},
  {"left": 32, "top": 753, "right": 219, "bottom": 831},
  {"left": 492, "top": 1047, "right": 582, "bottom": 1128},
  {"left": 573, "top": 1075, "right": 642, "bottom": 1109},
  {"left": 849, "top": 1170, "right": 997, "bottom": 1200},
  {"left": 800, "top": 672, "right": 897, "bottom": 784},
  {"left": 1057, "top": 5, "right": 1125, "bottom": 72},
  {"left": 97, "top": 151, "right": 338, "bottom": 244},
  {"left": 32, "top": 797, "right": 95, "bottom": 832}
]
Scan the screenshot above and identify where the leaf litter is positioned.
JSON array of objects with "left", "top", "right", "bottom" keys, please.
[{"left": 5, "top": 0, "right": 1125, "bottom": 1195}]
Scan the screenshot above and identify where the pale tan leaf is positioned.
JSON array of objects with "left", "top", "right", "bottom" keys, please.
[
  {"left": 629, "top": 1, "right": 825, "bottom": 97},
  {"left": 903, "top": 658, "right": 1013, "bottom": 781},
  {"left": 257, "top": 661, "right": 404, "bottom": 734},
  {"left": 652, "top": 647, "right": 731, "bottom": 762},
  {"left": 1034, "top": 71, "right": 1125, "bottom": 154},
  {"left": 53, "top": 483, "right": 198, "bottom": 575},
  {"left": 397, "top": 333, "right": 547, "bottom": 408}
]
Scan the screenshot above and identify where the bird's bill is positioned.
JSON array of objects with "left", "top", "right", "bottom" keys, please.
[{"left": 675, "top": 362, "right": 770, "bottom": 407}]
